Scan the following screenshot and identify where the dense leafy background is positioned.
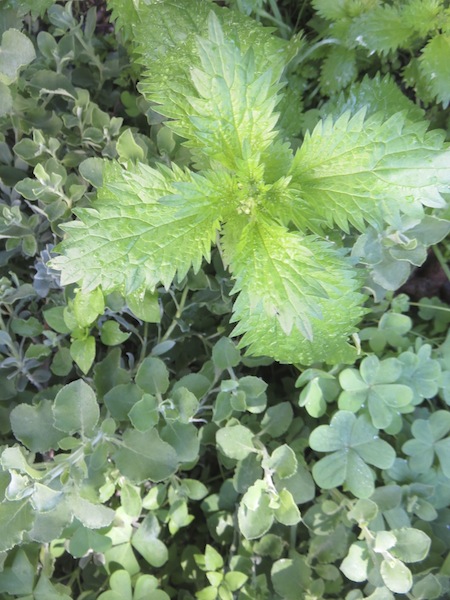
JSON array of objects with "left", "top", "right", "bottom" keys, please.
[{"left": 1, "top": 0, "right": 450, "bottom": 599}]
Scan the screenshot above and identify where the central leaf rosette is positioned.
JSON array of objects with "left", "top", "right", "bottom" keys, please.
[{"left": 51, "top": 4, "right": 450, "bottom": 365}]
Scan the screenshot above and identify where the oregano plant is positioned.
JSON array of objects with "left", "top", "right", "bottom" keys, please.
[{"left": 50, "top": 0, "right": 450, "bottom": 365}]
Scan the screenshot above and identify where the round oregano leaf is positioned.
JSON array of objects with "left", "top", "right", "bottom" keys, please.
[
  {"left": 53, "top": 379, "right": 99, "bottom": 437},
  {"left": 216, "top": 424, "right": 256, "bottom": 461},
  {"left": 113, "top": 428, "right": 178, "bottom": 483},
  {"left": 380, "top": 558, "right": 412, "bottom": 594},
  {"left": 136, "top": 356, "right": 170, "bottom": 394}
]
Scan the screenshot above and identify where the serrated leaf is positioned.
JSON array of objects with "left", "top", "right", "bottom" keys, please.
[
  {"left": 227, "top": 218, "right": 365, "bottom": 364},
  {"left": 113, "top": 428, "right": 178, "bottom": 483},
  {"left": 53, "top": 379, "right": 99, "bottom": 437},
  {"left": 290, "top": 111, "right": 450, "bottom": 233},
  {"left": 324, "top": 74, "right": 425, "bottom": 122},
  {"left": 320, "top": 47, "right": 357, "bottom": 94},
  {"left": 419, "top": 34, "right": 450, "bottom": 108},
  {"left": 52, "top": 161, "right": 221, "bottom": 293},
  {"left": 125, "top": 1, "right": 290, "bottom": 164},
  {"left": 349, "top": 5, "right": 412, "bottom": 55}
]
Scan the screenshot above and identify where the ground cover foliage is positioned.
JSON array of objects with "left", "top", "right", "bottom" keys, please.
[{"left": 1, "top": 0, "right": 450, "bottom": 598}]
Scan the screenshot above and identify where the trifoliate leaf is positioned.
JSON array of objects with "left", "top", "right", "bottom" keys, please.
[
  {"left": 402, "top": 411, "right": 450, "bottom": 476},
  {"left": 419, "top": 34, "right": 450, "bottom": 108},
  {"left": 227, "top": 218, "right": 365, "bottom": 364},
  {"left": 338, "top": 355, "right": 414, "bottom": 429},
  {"left": 290, "top": 110, "right": 450, "bottom": 233},
  {"left": 309, "top": 411, "right": 396, "bottom": 498},
  {"left": 52, "top": 161, "right": 222, "bottom": 293}
]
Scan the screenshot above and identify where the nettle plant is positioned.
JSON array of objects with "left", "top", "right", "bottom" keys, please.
[{"left": 51, "top": 0, "right": 450, "bottom": 366}]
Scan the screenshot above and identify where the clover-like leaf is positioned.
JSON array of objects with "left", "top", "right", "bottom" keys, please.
[
  {"left": 309, "top": 411, "right": 396, "bottom": 498},
  {"left": 339, "top": 355, "right": 414, "bottom": 430},
  {"left": 402, "top": 410, "right": 450, "bottom": 477}
]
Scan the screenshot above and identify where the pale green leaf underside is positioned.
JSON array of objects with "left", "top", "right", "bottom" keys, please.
[
  {"left": 227, "top": 218, "right": 365, "bottom": 364},
  {"left": 52, "top": 161, "right": 221, "bottom": 293},
  {"left": 290, "top": 110, "right": 450, "bottom": 232}
]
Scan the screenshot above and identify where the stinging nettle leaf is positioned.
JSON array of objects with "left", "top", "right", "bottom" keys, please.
[
  {"left": 227, "top": 217, "right": 366, "bottom": 364},
  {"left": 419, "top": 34, "right": 450, "bottom": 108},
  {"left": 51, "top": 161, "right": 222, "bottom": 294},
  {"left": 0, "top": 29, "right": 36, "bottom": 85},
  {"left": 290, "top": 110, "right": 450, "bottom": 233}
]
